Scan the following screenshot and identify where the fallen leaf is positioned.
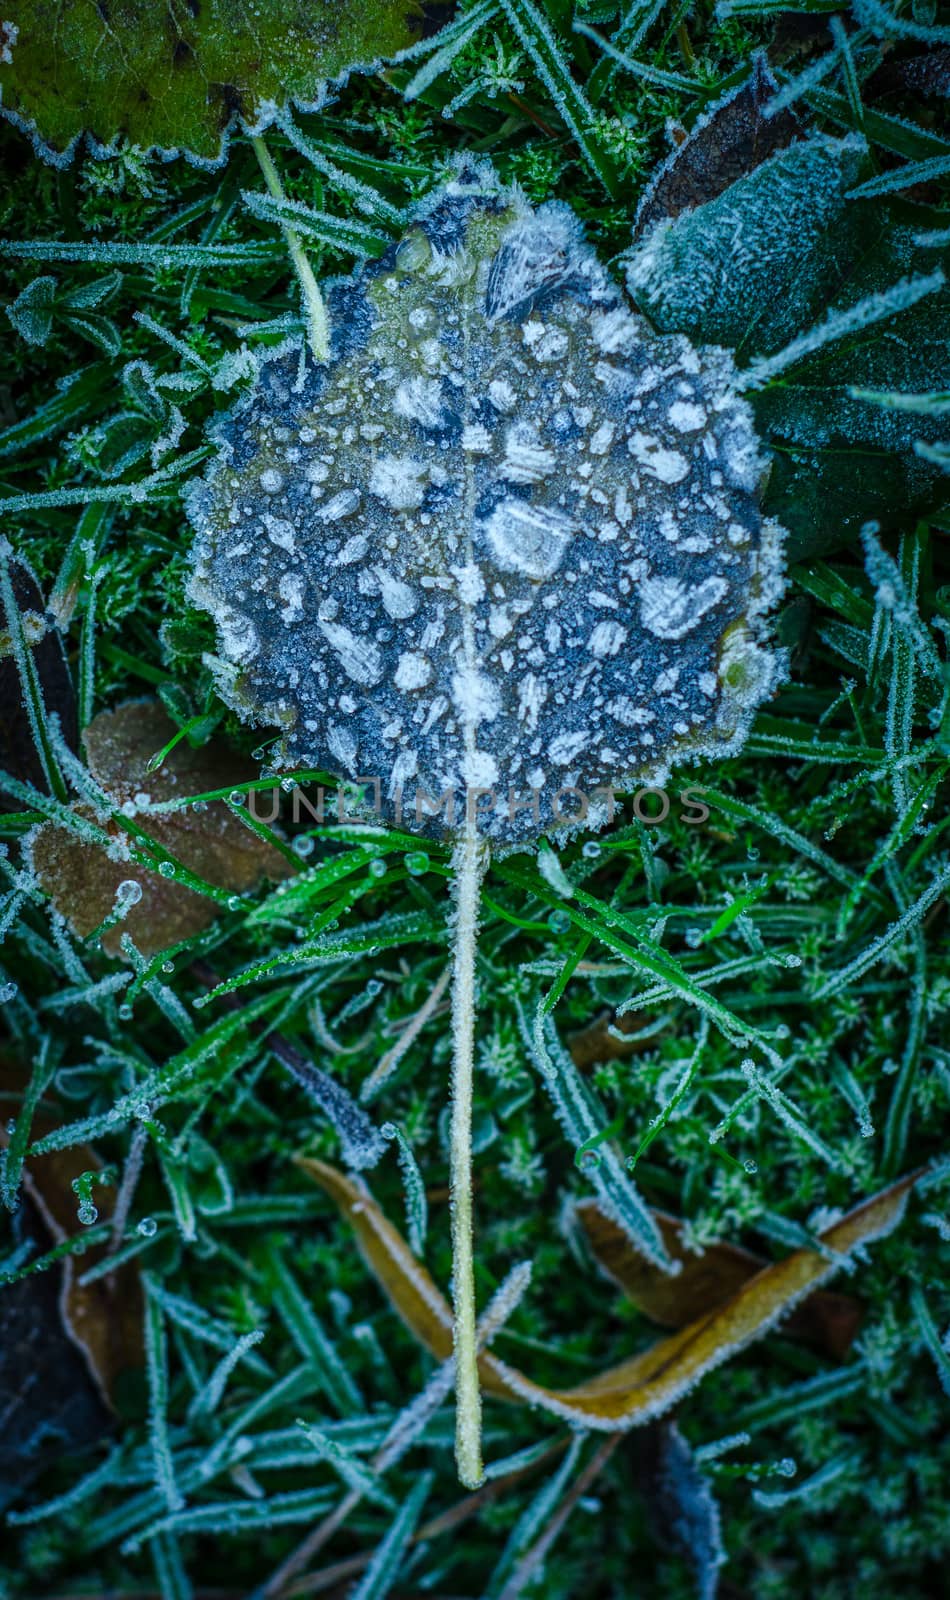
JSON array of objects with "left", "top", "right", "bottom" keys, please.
[
  {"left": 0, "top": 1072, "right": 144, "bottom": 1507},
  {"left": 632, "top": 53, "right": 800, "bottom": 241},
  {"left": 31, "top": 700, "right": 291, "bottom": 956},
  {"left": 0, "top": 1, "right": 427, "bottom": 166},
  {"left": 298, "top": 1156, "right": 920, "bottom": 1429},
  {"left": 568, "top": 1007, "right": 655, "bottom": 1069},
  {"left": 576, "top": 1198, "right": 863, "bottom": 1361},
  {"left": 0, "top": 1195, "right": 111, "bottom": 1512},
  {"left": 0, "top": 550, "right": 77, "bottom": 807}
]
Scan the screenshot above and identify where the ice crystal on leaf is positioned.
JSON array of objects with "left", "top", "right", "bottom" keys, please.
[{"left": 188, "top": 162, "right": 786, "bottom": 846}]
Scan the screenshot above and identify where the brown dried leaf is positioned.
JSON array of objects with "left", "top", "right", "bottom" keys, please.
[
  {"left": 567, "top": 1007, "right": 654, "bottom": 1069},
  {"left": 576, "top": 1199, "right": 863, "bottom": 1361},
  {"left": 0, "top": 1080, "right": 143, "bottom": 1411},
  {"left": 632, "top": 52, "right": 801, "bottom": 241},
  {"left": 298, "top": 1156, "right": 920, "bottom": 1429},
  {"left": 31, "top": 700, "right": 291, "bottom": 956}
]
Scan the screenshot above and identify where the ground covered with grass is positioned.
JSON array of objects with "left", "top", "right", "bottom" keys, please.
[{"left": 1, "top": 2, "right": 949, "bottom": 1597}]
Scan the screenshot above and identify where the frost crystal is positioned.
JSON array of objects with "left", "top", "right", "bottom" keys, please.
[{"left": 188, "top": 163, "right": 785, "bottom": 844}]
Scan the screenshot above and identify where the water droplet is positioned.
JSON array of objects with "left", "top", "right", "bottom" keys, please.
[
  {"left": 577, "top": 1147, "right": 601, "bottom": 1172},
  {"left": 368, "top": 858, "right": 388, "bottom": 879},
  {"left": 227, "top": 895, "right": 244, "bottom": 911},
  {"left": 685, "top": 926, "right": 704, "bottom": 949},
  {"left": 116, "top": 878, "right": 143, "bottom": 908},
  {"left": 280, "top": 776, "right": 296, "bottom": 793},
  {"left": 137, "top": 1216, "right": 158, "bottom": 1238},
  {"left": 161, "top": 961, "right": 174, "bottom": 974},
  {"left": 118, "top": 1003, "right": 133, "bottom": 1020},
  {"left": 784, "top": 954, "right": 802, "bottom": 969},
  {"left": 0, "top": 981, "right": 17, "bottom": 1003},
  {"left": 293, "top": 835, "right": 315, "bottom": 858},
  {"left": 582, "top": 840, "right": 602, "bottom": 859},
  {"left": 229, "top": 790, "right": 245, "bottom": 804},
  {"left": 157, "top": 861, "right": 176, "bottom": 879},
  {"left": 743, "top": 1159, "right": 758, "bottom": 1174},
  {"left": 548, "top": 908, "right": 571, "bottom": 935},
  {"left": 77, "top": 1201, "right": 98, "bottom": 1225},
  {"left": 405, "top": 851, "right": 429, "bottom": 877}
]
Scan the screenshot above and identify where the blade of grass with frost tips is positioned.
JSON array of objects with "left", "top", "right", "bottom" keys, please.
[
  {"left": 143, "top": 1275, "right": 184, "bottom": 1513},
  {"left": 881, "top": 863, "right": 928, "bottom": 1179},
  {"left": 495, "top": 857, "right": 783, "bottom": 1066},
  {"left": 381, "top": 1121, "right": 428, "bottom": 1255},
  {"left": 740, "top": 270, "right": 946, "bottom": 389},
  {"left": 124, "top": 1487, "right": 338, "bottom": 1550},
  {"left": 6, "top": 1442, "right": 124, "bottom": 1526},
  {"left": 241, "top": 191, "right": 391, "bottom": 256},
  {"left": 350, "top": 1470, "right": 433, "bottom": 1600},
  {"left": 498, "top": 0, "right": 621, "bottom": 197},
  {"left": 296, "top": 1420, "right": 394, "bottom": 1508},
  {"left": 753, "top": 1449, "right": 860, "bottom": 1509},
  {"left": 629, "top": 1017, "right": 709, "bottom": 1167},
  {"left": 853, "top": 0, "right": 950, "bottom": 44},
  {"left": 152, "top": 1530, "right": 191, "bottom": 1600},
  {"left": 485, "top": 1433, "right": 585, "bottom": 1598},
  {"left": 245, "top": 848, "right": 380, "bottom": 925},
  {"left": 735, "top": 1058, "right": 844, "bottom": 1170},
  {"left": 27, "top": 990, "right": 291, "bottom": 1153},
  {"left": 0, "top": 448, "right": 214, "bottom": 513},
  {"left": 736, "top": 1364, "right": 867, "bottom": 1432},
  {"left": 848, "top": 151, "right": 950, "bottom": 197},
  {"left": 267, "top": 1245, "right": 362, "bottom": 1414},
  {"left": 816, "top": 860, "right": 950, "bottom": 998},
  {"left": 186, "top": 1331, "right": 265, "bottom": 1425},
  {"left": 910, "top": 1285, "right": 950, "bottom": 1396},
  {"left": 400, "top": 0, "right": 499, "bottom": 100},
  {"left": 145, "top": 1280, "right": 271, "bottom": 1368},
  {"left": 0, "top": 549, "right": 67, "bottom": 803},
  {"left": 495, "top": 1437, "right": 620, "bottom": 1600},
  {"left": 0, "top": 238, "right": 282, "bottom": 266},
  {"left": 573, "top": 20, "right": 701, "bottom": 93},
  {"left": 696, "top": 786, "right": 867, "bottom": 894},
  {"left": 300, "top": 1157, "right": 922, "bottom": 1431},
  {"left": 274, "top": 114, "right": 405, "bottom": 227},
  {"left": 0, "top": 363, "right": 113, "bottom": 457},
  {"left": 516, "top": 994, "right": 671, "bottom": 1270}
]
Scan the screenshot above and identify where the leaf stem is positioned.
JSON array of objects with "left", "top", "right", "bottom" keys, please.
[
  {"left": 450, "top": 806, "right": 489, "bottom": 1489},
  {"left": 250, "top": 134, "right": 330, "bottom": 363}
]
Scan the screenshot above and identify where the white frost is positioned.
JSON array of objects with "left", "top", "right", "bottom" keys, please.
[{"left": 639, "top": 575, "right": 729, "bottom": 640}]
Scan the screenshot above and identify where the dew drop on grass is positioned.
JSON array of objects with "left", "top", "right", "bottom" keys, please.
[
  {"left": 368, "top": 858, "right": 388, "bottom": 879},
  {"left": 405, "top": 851, "right": 429, "bottom": 876},
  {"left": 157, "top": 861, "right": 176, "bottom": 879},
  {"left": 582, "top": 840, "right": 602, "bottom": 859},
  {"left": 0, "top": 981, "right": 17, "bottom": 1003},
  {"left": 548, "top": 908, "right": 571, "bottom": 935},
  {"left": 137, "top": 1216, "right": 158, "bottom": 1238}
]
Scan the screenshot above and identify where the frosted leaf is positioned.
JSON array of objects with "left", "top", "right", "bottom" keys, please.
[
  {"left": 0, "top": 1, "right": 424, "bottom": 168},
  {"left": 188, "top": 162, "right": 785, "bottom": 845},
  {"left": 627, "top": 135, "right": 869, "bottom": 356}
]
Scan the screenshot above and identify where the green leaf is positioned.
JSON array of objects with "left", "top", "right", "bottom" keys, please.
[
  {"left": 0, "top": 0, "right": 426, "bottom": 167},
  {"left": 627, "top": 135, "right": 950, "bottom": 555}
]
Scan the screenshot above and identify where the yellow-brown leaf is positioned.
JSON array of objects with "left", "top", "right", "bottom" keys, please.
[{"left": 298, "top": 1155, "right": 920, "bottom": 1430}]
